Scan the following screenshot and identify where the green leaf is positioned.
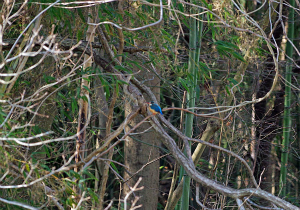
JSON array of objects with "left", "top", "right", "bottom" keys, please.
[
  {"left": 71, "top": 98, "right": 78, "bottom": 114},
  {"left": 43, "top": 75, "right": 56, "bottom": 84},
  {"left": 214, "top": 40, "right": 245, "bottom": 62},
  {"left": 115, "top": 83, "right": 119, "bottom": 96},
  {"left": 81, "top": 95, "right": 88, "bottom": 102},
  {"left": 25, "top": 163, "right": 30, "bottom": 172},
  {"left": 116, "top": 80, "right": 128, "bottom": 85},
  {"left": 66, "top": 197, "right": 76, "bottom": 207},
  {"left": 198, "top": 62, "right": 210, "bottom": 80},
  {"left": 178, "top": 3, "right": 184, "bottom": 12},
  {"left": 58, "top": 92, "right": 67, "bottom": 100},
  {"left": 76, "top": 87, "right": 81, "bottom": 98},
  {"left": 178, "top": 78, "right": 190, "bottom": 92},
  {"left": 110, "top": 162, "right": 119, "bottom": 174},
  {"left": 128, "top": 60, "right": 144, "bottom": 71},
  {"left": 99, "top": 76, "right": 111, "bottom": 100},
  {"left": 161, "top": 29, "right": 175, "bottom": 45},
  {"left": 225, "top": 86, "right": 230, "bottom": 95},
  {"left": 88, "top": 188, "right": 99, "bottom": 202},
  {"left": 77, "top": 8, "right": 86, "bottom": 23},
  {"left": 77, "top": 29, "right": 83, "bottom": 42},
  {"left": 136, "top": 12, "right": 147, "bottom": 22},
  {"left": 83, "top": 85, "right": 91, "bottom": 93},
  {"left": 228, "top": 78, "right": 238, "bottom": 85},
  {"left": 40, "top": 163, "right": 51, "bottom": 171},
  {"left": 82, "top": 168, "right": 98, "bottom": 180},
  {"left": 231, "top": 51, "right": 246, "bottom": 62},
  {"left": 70, "top": 170, "right": 81, "bottom": 179},
  {"left": 115, "top": 65, "right": 131, "bottom": 73},
  {"left": 215, "top": 40, "right": 239, "bottom": 49}
]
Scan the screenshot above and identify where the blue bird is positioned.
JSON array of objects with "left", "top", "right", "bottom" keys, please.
[{"left": 147, "top": 101, "right": 163, "bottom": 115}]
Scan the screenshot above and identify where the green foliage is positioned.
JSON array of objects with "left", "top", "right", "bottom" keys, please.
[
  {"left": 99, "top": 75, "right": 112, "bottom": 100},
  {"left": 214, "top": 40, "right": 245, "bottom": 62},
  {"left": 2, "top": 0, "right": 300, "bottom": 209},
  {"left": 161, "top": 29, "right": 176, "bottom": 45},
  {"left": 198, "top": 61, "right": 214, "bottom": 82},
  {"left": 0, "top": 106, "right": 7, "bottom": 126}
]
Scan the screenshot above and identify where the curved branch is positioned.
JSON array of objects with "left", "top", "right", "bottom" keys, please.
[
  {"left": 0, "top": 197, "right": 38, "bottom": 210},
  {"left": 131, "top": 75, "right": 258, "bottom": 187},
  {"left": 148, "top": 114, "right": 298, "bottom": 209},
  {"left": 129, "top": 77, "right": 297, "bottom": 209}
]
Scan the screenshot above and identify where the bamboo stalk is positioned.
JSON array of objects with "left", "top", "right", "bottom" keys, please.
[
  {"left": 179, "top": 10, "right": 203, "bottom": 209},
  {"left": 279, "top": 0, "right": 294, "bottom": 197}
]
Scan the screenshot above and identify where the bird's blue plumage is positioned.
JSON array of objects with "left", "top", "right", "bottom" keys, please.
[{"left": 148, "top": 102, "right": 163, "bottom": 115}]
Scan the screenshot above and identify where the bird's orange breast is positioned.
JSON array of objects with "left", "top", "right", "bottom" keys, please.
[{"left": 149, "top": 107, "right": 158, "bottom": 114}]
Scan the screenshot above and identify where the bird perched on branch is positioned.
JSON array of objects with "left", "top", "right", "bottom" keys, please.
[{"left": 147, "top": 101, "right": 163, "bottom": 115}]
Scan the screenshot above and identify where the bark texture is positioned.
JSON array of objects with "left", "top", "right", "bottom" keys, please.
[{"left": 123, "top": 56, "right": 161, "bottom": 210}]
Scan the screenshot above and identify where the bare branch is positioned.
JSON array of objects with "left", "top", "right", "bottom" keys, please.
[
  {"left": 124, "top": 177, "right": 144, "bottom": 210},
  {"left": 0, "top": 197, "right": 38, "bottom": 210}
]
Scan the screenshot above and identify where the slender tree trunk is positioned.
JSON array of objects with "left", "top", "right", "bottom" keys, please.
[
  {"left": 280, "top": 0, "right": 295, "bottom": 196},
  {"left": 92, "top": 73, "right": 109, "bottom": 209},
  {"left": 123, "top": 56, "right": 161, "bottom": 210}
]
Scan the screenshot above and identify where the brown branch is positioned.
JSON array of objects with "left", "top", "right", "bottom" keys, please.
[
  {"left": 131, "top": 77, "right": 257, "bottom": 186},
  {"left": 163, "top": 107, "right": 224, "bottom": 121},
  {"left": 0, "top": 108, "right": 140, "bottom": 192},
  {"left": 106, "top": 87, "right": 118, "bottom": 134},
  {"left": 161, "top": 111, "right": 258, "bottom": 187},
  {"left": 98, "top": 87, "right": 118, "bottom": 208},
  {"left": 124, "top": 153, "right": 170, "bottom": 184},
  {"left": 117, "top": 0, "right": 125, "bottom": 63},
  {"left": 96, "top": 26, "right": 119, "bottom": 65},
  {"left": 148, "top": 114, "right": 298, "bottom": 210},
  {"left": 129, "top": 77, "right": 298, "bottom": 209},
  {"left": 82, "top": 107, "right": 140, "bottom": 167}
]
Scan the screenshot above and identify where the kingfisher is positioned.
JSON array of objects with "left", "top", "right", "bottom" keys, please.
[{"left": 147, "top": 101, "right": 163, "bottom": 115}]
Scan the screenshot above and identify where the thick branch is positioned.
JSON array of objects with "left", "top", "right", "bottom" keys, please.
[
  {"left": 130, "top": 77, "right": 297, "bottom": 209},
  {"left": 148, "top": 114, "right": 298, "bottom": 210}
]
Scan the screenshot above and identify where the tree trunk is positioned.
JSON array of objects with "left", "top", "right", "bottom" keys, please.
[{"left": 123, "top": 56, "right": 161, "bottom": 210}]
